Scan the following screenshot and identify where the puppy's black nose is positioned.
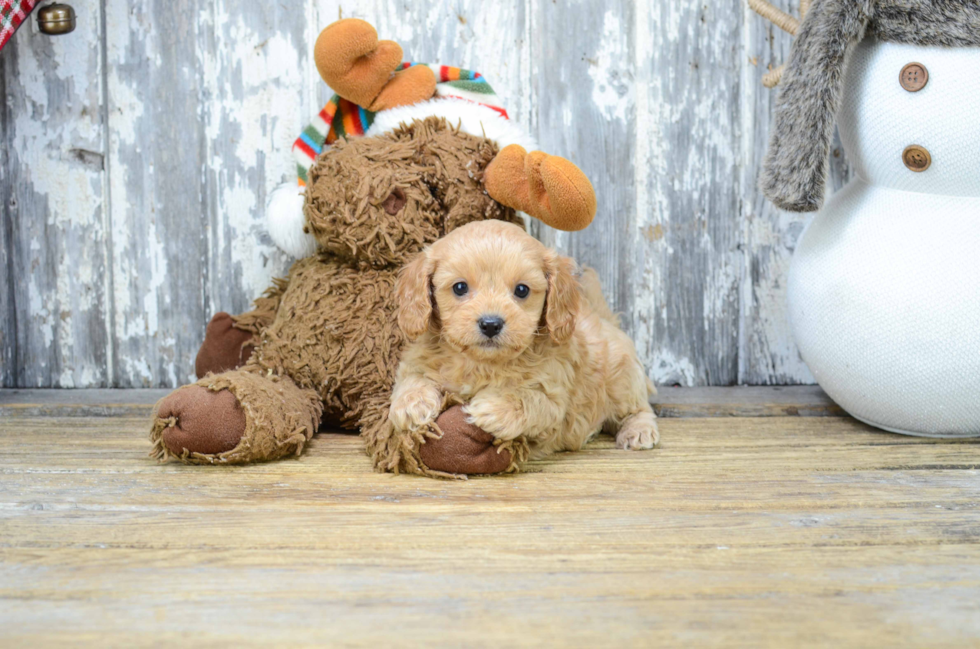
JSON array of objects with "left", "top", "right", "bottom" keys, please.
[{"left": 478, "top": 316, "right": 505, "bottom": 338}]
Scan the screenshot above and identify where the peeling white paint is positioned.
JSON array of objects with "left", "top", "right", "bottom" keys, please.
[
  {"left": 200, "top": 12, "right": 305, "bottom": 306},
  {"left": 631, "top": 0, "right": 664, "bottom": 382},
  {"left": 649, "top": 349, "right": 698, "bottom": 387},
  {"left": 703, "top": 258, "right": 739, "bottom": 323},
  {"left": 141, "top": 219, "right": 169, "bottom": 337},
  {"left": 4, "top": 0, "right": 108, "bottom": 387},
  {"left": 588, "top": 11, "right": 632, "bottom": 123},
  {"left": 27, "top": 276, "right": 54, "bottom": 349}
]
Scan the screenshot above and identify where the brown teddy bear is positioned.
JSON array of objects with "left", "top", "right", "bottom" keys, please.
[{"left": 149, "top": 19, "right": 597, "bottom": 477}]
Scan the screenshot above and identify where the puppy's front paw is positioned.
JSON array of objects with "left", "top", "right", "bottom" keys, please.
[
  {"left": 463, "top": 392, "right": 525, "bottom": 441},
  {"left": 616, "top": 411, "right": 659, "bottom": 450},
  {"left": 389, "top": 386, "right": 443, "bottom": 432}
]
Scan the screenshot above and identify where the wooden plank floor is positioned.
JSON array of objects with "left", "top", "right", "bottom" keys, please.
[{"left": 1, "top": 390, "right": 979, "bottom": 647}]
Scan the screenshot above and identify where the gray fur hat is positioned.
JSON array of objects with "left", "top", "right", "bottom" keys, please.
[{"left": 760, "top": 0, "right": 980, "bottom": 212}]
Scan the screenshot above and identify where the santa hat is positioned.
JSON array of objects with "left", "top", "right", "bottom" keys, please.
[{"left": 293, "top": 64, "right": 536, "bottom": 185}]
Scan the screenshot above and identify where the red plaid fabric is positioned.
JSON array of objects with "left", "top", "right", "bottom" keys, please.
[{"left": 1, "top": 0, "right": 37, "bottom": 53}]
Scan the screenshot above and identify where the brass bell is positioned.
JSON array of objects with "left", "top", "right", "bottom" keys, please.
[{"left": 37, "top": 3, "right": 76, "bottom": 35}]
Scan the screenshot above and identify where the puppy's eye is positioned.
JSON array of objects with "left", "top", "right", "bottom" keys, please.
[
  {"left": 514, "top": 283, "right": 530, "bottom": 299},
  {"left": 452, "top": 281, "right": 468, "bottom": 296}
]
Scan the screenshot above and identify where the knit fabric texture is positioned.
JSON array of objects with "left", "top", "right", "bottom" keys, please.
[
  {"left": 788, "top": 181, "right": 980, "bottom": 437},
  {"left": 0, "top": 0, "right": 36, "bottom": 53},
  {"left": 837, "top": 39, "right": 980, "bottom": 198},
  {"left": 292, "top": 64, "right": 507, "bottom": 185}
]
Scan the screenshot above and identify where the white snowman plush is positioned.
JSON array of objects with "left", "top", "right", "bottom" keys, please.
[{"left": 753, "top": 0, "right": 980, "bottom": 437}]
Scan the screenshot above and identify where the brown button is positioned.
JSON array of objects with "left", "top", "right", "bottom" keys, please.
[
  {"left": 903, "top": 145, "right": 932, "bottom": 172},
  {"left": 900, "top": 63, "right": 929, "bottom": 92}
]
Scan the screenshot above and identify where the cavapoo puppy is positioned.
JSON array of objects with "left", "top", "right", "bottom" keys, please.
[{"left": 389, "top": 220, "right": 659, "bottom": 464}]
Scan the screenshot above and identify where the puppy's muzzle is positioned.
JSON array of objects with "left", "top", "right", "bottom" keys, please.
[{"left": 478, "top": 315, "right": 505, "bottom": 339}]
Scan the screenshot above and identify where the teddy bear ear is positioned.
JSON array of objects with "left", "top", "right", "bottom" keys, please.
[
  {"left": 314, "top": 19, "right": 437, "bottom": 112},
  {"left": 484, "top": 145, "right": 597, "bottom": 232},
  {"left": 266, "top": 183, "right": 317, "bottom": 258}
]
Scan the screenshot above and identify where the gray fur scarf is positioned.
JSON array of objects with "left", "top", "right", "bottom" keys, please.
[{"left": 760, "top": 0, "right": 980, "bottom": 212}]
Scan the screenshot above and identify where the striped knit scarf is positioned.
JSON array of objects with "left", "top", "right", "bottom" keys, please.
[
  {"left": 0, "top": 0, "right": 37, "bottom": 53},
  {"left": 292, "top": 63, "right": 508, "bottom": 185}
]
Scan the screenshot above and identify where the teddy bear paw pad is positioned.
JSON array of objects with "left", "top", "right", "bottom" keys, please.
[{"left": 155, "top": 386, "right": 247, "bottom": 457}]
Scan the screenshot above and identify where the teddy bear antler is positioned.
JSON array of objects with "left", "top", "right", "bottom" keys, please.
[
  {"left": 484, "top": 145, "right": 597, "bottom": 232},
  {"left": 314, "top": 19, "right": 437, "bottom": 111},
  {"left": 748, "top": 0, "right": 810, "bottom": 88}
]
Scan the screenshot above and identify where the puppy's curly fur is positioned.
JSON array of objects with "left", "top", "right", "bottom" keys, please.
[{"left": 390, "top": 220, "right": 659, "bottom": 462}]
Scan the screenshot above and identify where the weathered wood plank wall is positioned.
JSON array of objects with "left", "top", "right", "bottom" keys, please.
[
  {"left": 0, "top": 0, "right": 849, "bottom": 388},
  {"left": 1, "top": 0, "right": 110, "bottom": 388}
]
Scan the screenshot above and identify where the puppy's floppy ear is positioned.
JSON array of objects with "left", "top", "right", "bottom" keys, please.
[
  {"left": 396, "top": 249, "right": 436, "bottom": 340},
  {"left": 543, "top": 251, "right": 580, "bottom": 345}
]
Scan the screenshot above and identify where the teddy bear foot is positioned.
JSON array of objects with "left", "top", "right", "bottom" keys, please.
[
  {"left": 151, "top": 386, "right": 247, "bottom": 459},
  {"left": 149, "top": 370, "right": 322, "bottom": 465},
  {"left": 194, "top": 312, "right": 257, "bottom": 379},
  {"left": 419, "top": 405, "right": 523, "bottom": 475}
]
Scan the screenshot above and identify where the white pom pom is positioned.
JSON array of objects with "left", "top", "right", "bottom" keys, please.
[{"left": 266, "top": 182, "right": 317, "bottom": 258}]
